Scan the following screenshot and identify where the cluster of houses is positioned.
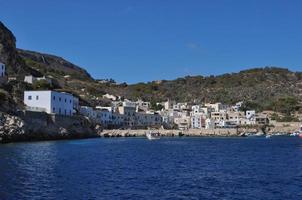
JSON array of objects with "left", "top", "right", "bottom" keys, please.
[
  {"left": 0, "top": 62, "right": 269, "bottom": 130},
  {"left": 22, "top": 87, "right": 269, "bottom": 130}
]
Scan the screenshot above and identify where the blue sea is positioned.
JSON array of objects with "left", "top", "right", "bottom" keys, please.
[{"left": 0, "top": 137, "right": 301, "bottom": 200}]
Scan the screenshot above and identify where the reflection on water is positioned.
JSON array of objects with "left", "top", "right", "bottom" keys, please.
[{"left": 0, "top": 137, "right": 302, "bottom": 200}]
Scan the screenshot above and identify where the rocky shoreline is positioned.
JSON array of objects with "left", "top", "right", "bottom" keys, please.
[
  {"left": 0, "top": 111, "right": 98, "bottom": 143},
  {"left": 1, "top": 111, "right": 300, "bottom": 143}
]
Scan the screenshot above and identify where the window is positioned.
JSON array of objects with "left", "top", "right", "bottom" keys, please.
[
  {"left": 36, "top": 96, "right": 39, "bottom": 100},
  {"left": 65, "top": 99, "right": 67, "bottom": 103},
  {"left": 59, "top": 108, "right": 61, "bottom": 114},
  {"left": 53, "top": 96, "right": 56, "bottom": 101},
  {"left": 28, "top": 96, "right": 32, "bottom": 100},
  {"left": 59, "top": 97, "right": 61, "bottom": 102},
  {"left": 53, "top": 107, "right": 55, "bottom": 112},
  {"left": 70, "top": 100, "right": 72, "bottom": 104},
  {"left": 65, "top": 109, "right": 66, "bottom": 115}
]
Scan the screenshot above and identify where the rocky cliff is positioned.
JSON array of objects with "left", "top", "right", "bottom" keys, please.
[{"left": 0, "top": 111, "right": 98, "bottom": 143}]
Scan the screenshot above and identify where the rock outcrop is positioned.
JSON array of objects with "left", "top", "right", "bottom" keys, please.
[
  {"left": 0, "top": 21, "right": 40, "bottom": 77},
  {"left": 0, "top": 111, "right": 98, "bottom": 143}
]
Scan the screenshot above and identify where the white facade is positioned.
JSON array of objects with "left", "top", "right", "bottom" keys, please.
[
  {"left": 96, "top": 109, "right": 113, "bottom": 127},
  {"left": 205, "top": 103, "right": 225, "bottom": 112},
  {"left": 80, "top": 106, "right": 97, "bottom": 120},
  {"left": 205, "top": 119, "right": 215, "bottom": 129},
  {"left": 136, "top": 100, "right": 151, "bottom": 111},
  {"left": 0, "top": 63, "right": 5, "bottom": 77},
  {"left": 191, "top": 113, "right": 206, "bottom": 129},
  {"left": 136, "top": 112, "right": 162, "bottom": 127},
  {"left": 24, "top": 75, "right": 52, "bottom": 85},
  {"left": 246, "top": 110, "right": 256, "bottom": 119},
  {"left": 24, "top": 91, "right": 74, "bottom": 116}
]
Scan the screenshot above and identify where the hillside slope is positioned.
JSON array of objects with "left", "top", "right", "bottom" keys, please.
[{"left": 103, "top": 67, "right": 302, "bottom": 111}]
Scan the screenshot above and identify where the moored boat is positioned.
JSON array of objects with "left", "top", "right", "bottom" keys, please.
[{"left": 145, "top": 130, "right": 160, "bottom": 140}]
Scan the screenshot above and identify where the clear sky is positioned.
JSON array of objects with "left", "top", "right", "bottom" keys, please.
[{"left": 1, "top": 0, "right": 302, "bottom": 83}]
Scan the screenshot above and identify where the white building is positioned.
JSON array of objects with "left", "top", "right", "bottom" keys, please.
[
  {"left": 205, "top": 103, "right": 226, "bottom": 112},
  {"left": 246, "top": 110, "right": 256, "bottom": 120},
  {"left": 136, "top": 112, "right": 162, "bottom": 128},
  {"left": 24, "top": 90, "right": 74, "bottom": 116},
  {"left": 191, "top": 113, "right": 206, "bottom": 129},
  {"left": 24, "top": 75, "right": 52, "bottom": 85},
  {"left": 205, "top": 119, "right": 215, "bottom": 129},
  {"left": 80, "top": 106, "right": 97, "bottom": 120},
  {"left": 111, "top": 112, "right": 124, "bottom": 127},
  {"left": 96, "top": 107, "right": 113, "bottom": 128}
]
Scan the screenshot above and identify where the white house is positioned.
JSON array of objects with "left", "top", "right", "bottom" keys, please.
[
  {"left": 24, "top": 90, "right": 74, "bottom": 116},
  {"left": 24, "top": 75, "right": 52, "bottom": 85},
  {"left": 191, "top": 113, "right": 206, "bottom": 129},
  {"left": 0, "top": 62, "right": 5, "bottom": 77},
  {"left": 246, "top": 110, "right": 256, "bottom": 120}
]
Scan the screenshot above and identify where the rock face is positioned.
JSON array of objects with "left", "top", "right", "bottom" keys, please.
[
  {"left": 18, "top": 49, "right": 93, "bottom": 81},
  {"left": 0, "top": 111, "right": 98, "bottom": 143},
  {"left": 0, "top": 21, "right": 40, "bottom": 77}
]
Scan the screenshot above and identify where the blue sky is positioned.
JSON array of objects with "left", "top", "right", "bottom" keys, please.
[{"left": 1, "top": 0, "right": 302, "bottom": 83}]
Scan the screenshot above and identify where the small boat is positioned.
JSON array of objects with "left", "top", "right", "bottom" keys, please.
[
  {"left": 145, "top": 130, "right": 160, "bottom": 140},
  {"left": 266, "top": 135, "right": 272, "bottom": 139}
]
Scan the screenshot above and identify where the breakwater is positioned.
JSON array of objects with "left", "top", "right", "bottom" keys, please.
[{"left": 99, "top": 128, "right": 255, "bottom": 137}]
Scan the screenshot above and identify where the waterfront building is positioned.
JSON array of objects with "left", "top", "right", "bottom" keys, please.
[
  {"left": 227, "top": 111, "right": 244, "bottom": 125},
  {"left": 191, "top": 113, "right": 206, "bottom": 129},
  {"left": 96, "top": 108, "right": 113, "bottom": 128},
  {"left": 118, "top": 103, "right": 136, "bottom": 127},
  {"left": 111, "top": 112, "right": 125, "bottom": 127},
  {"left": 174, "top": 116, "right": 191, "bottom": 130},
  {"left": 211, "top": 110, "right": 227, "bottom": 122},
  {"left": 80, "top": 106, "right": 97, "bottom": 120},
  {"left": 205, "top": 119, "right": 215, "bottom": 129},
  {"left": 24, "top": 90, "right": 74, "bottom": 116},
  {"left": 136, "top": 112, "right": 162, "bottom": 128}
]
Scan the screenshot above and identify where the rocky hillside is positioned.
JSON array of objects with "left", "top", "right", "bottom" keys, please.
[
  {"left": 18, "top": 49, "right": 92, "bottom": 81},
  {"left": 112, "top": 67, "right": 302, "bottom": 106}
]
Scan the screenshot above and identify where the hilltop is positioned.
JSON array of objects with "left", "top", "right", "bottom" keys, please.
[{"left": 0, "top": 21, "right": 302, "bottom": 115}]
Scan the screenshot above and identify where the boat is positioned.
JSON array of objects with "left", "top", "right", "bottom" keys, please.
[
  {"left": 145, "top": 130, "right": 160, "bottom": 140},
  {"left": 266, "top": 135, "right": 272, "bottom": 139}
]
